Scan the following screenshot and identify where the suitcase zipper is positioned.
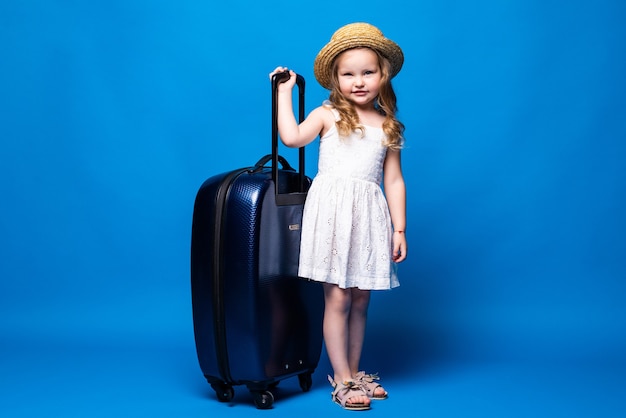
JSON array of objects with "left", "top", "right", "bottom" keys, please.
[{"left": 212, "top": 168, "right": 248, "bottom": 384}]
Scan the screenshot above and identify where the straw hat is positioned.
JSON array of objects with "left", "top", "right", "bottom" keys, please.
[{"left": 314, "top": 22, "right": 404, "bottom": 90}]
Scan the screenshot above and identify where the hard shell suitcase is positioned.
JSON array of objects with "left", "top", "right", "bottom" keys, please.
[{"left": 190, "top": 74, "right": 324, "bottom": 409}]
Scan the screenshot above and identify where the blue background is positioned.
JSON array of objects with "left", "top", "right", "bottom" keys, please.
[{"left": 1, "top": 0, "right": 625, "bottom": 417}]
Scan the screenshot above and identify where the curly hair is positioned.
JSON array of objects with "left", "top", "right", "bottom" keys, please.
[{"left": 327, "top": 48, "right": 405, "bottom": 150}]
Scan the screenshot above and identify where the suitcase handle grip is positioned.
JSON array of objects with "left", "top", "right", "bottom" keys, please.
[
  {"left": 251, "top": 154, "right": 295, "bottom": 173},
  {"left": 271, "top": 71, "right": 306, "bottom": 205},
  {"left": 272, "top": 70, "right": 292, "bottom": 86}
]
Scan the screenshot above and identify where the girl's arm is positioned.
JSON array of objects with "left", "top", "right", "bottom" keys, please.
[
  {"left": 383, "top": 149, "right": 407, "bottom": 263},
  {"left": 270, "top": 68, "right": 328, "bottom": 148}
]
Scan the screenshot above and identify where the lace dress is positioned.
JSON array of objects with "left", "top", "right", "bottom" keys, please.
[{"left": 298, "top": 109, "right": 400, "bottom": 290}]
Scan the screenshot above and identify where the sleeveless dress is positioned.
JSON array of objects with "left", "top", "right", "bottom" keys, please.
[{"left": 298, "top": 107, "right": 400, "bottom": 290}]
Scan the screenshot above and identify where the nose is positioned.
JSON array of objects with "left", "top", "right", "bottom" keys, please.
[{"left": 354, "top": 75, "right": 365, "bottom": 87}]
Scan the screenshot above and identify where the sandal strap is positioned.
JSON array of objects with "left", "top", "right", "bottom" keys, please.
[
  {"left": 331, "top": 380, "right": 369, "bottom": 408},
  {"left": 355, "top": 371, "right": 387, "bottom": 398},
  {"left": 355, "top": 371, "right": 381, "bottom": 384}
]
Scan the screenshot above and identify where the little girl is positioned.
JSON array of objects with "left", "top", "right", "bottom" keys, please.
[{"left": 269, "top": 22, "right": 407, "bottom": 411}]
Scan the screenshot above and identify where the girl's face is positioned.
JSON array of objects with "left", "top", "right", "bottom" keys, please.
[{"left": 335, "top": 48, "right": 381, "bottom": 108}]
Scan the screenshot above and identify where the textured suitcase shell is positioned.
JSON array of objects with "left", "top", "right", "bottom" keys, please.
[{"left": 190, "top": 163, "right": 323, "bottom": 408}]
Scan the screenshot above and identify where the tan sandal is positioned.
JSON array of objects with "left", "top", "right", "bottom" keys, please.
[
  {"left": 328, "top": 375, "right": 371, "bottom": 411},
  {"left": 355, "top": 371, "right": 388, "bottom": 400}
]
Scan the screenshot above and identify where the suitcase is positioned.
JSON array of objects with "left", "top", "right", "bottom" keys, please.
[{"left": 190, "top": 73, "right": 324, "bottom": 409}]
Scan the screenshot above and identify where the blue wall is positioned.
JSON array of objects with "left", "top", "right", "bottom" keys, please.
[{"left": 1, "top": 0, "right": 625, "bottom": 369}]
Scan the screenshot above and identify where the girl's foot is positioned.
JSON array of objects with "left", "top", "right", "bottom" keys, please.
[
  {"left": 355, "top": 371, "right": 388, "bottom": 400},
  {"left": 328, "top": 376, "right": 371, "bottom": 410}
]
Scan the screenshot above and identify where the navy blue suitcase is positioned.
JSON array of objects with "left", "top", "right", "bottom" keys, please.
[{"left": 191, "top": 74, "right": 324, "bottom": 409}]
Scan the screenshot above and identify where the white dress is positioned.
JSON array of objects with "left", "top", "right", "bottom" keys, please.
[{"left": 298, "top": 108, "right": 400, "bottom": 290}]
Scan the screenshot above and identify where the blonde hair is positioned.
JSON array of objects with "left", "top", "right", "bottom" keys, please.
[{"left": 327, "top": 48, "right": 404, "bottom": 150}]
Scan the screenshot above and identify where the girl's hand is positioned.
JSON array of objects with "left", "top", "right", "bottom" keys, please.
[
  {"left": 392, "top": 231, "right": 407, "bottom": 263},
  {"left": 269, "top": 66, "right": 297, "bottom": 91}
]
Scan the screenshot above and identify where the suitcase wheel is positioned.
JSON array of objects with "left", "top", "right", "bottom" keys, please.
[
  {"left": 251, "top": 390, "right": 274, "bottom": 409},
  {"left": 211, "top": 382, "right": 234, "bottom": 403},
  {"left": 298, "top": 372, "right": 313, "bottom": 392}
]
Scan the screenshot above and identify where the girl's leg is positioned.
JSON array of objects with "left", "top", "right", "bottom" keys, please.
[
  {"left": 348, "top": 288, "right": 387, "bottom": 399},
  {"left": 322, "top": 283, "right": 370, "bottom": 407},
  {"left": 347, "top": 288, "right": 371, "bottom": 375}
]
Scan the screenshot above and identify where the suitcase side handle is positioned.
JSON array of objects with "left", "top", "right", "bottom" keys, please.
[
  {"left": 271, "top": 72, "right": 306, "bottom": 206},
  {"left": 250, "top": 154, "right": 295, "bottom": 173}
]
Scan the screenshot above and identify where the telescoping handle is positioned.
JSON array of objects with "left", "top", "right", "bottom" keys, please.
[{"left": 271, "top": 71, "right": 306, "bottom": 206}]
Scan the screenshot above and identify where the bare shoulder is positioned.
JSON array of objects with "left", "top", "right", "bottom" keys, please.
[{"left": 307, "top": 105, "right": 337, "bottom": 135}]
